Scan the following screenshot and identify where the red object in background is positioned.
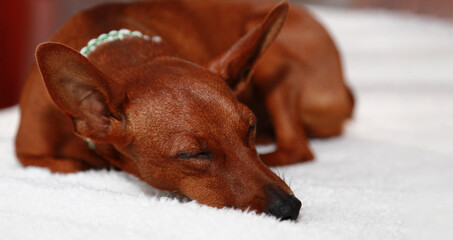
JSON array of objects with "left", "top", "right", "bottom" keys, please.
[
  {"left": 0, "top": 0, "right": 29, "bottom": 109},
  {"left": 0, "top": 0, "right": 119, "bottom": 110}
]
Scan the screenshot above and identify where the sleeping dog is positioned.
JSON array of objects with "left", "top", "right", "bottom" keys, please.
[{"left": 16, "top": 0, "right": 353, "bottom": 220}]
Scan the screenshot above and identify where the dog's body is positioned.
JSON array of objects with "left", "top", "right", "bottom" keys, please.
[{"left": 15, "top": 0, "right": 353, "bottom": 220}]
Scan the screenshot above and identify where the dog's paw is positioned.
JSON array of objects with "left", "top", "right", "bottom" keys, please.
[{"left": 259, "top": 145, "right": 314, "bottom": 166}]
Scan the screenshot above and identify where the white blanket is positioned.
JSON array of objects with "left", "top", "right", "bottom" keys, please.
[{"left": 1, "top": 6, "right": 452, "bottom": 240}]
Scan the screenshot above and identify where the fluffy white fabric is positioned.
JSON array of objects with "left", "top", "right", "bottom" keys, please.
[{"left": 1, "top": 6, "right": 452, "bottom": 240}]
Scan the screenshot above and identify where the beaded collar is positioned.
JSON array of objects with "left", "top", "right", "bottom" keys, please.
[{"left": 80, "top": 29, "right": 162, "bottom": 56}]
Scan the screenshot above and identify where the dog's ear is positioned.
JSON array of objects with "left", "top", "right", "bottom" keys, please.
[
  {"left": 36, "top": 42, "right": 122, "bottom": 141},
  {"left": 206, "top": 1, "right": 288, "bottom": 93}
]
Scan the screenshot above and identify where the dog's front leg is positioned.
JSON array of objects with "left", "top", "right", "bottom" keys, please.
[{"left": 259, "top": 88, "right": 314, "bottom": 166}]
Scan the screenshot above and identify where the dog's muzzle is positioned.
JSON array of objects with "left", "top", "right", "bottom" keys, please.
[{"left": 265, "top": 185, "right": 302, "bottom": 221}]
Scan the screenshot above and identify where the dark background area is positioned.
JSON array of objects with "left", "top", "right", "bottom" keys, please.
[{"left": 1, "top": 0, "right": 452, "bottom": 109}]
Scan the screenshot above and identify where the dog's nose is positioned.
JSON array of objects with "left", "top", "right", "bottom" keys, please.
[{"left": 266, "top": 194, "right": 302, "bottom": 221}]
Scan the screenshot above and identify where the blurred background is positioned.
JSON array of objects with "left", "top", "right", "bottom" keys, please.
[{"left": 1, "top": 0, "right": 452, "bottom": 109}]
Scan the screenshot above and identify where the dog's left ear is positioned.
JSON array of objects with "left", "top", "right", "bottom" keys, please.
[
  {"left": 206, "top": 1, "right": 288, "bottom": 93},
  {"left": 36, "top": 42, "right": 124, "bottom": 142}
]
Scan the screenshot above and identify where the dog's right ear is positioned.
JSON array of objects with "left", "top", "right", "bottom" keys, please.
[
  {"left": 206, "top": 1, "right": 288, "bottom": 95},
  {"left": 36, "top": 42, "right": 122, "bottom": 141}
]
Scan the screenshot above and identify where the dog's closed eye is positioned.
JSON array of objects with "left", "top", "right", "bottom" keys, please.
[
  {"left": 178, "top": 152, "right": 212, "bottom": 160},
  {"left": 248, "top": 123, "right": 256, "bottom": 137}
]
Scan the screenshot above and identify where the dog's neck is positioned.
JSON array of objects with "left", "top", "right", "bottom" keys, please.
[{"left": 82, "top": 29, "right": 176, "bottom": 83}]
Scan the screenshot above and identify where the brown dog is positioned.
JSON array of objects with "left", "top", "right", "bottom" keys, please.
[{"left": 15, "top": 0, "right": 353, "bottom": 220}]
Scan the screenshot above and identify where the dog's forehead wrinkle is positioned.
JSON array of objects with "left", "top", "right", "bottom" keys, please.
[
  {"left": 127, "top": 91, "right": 245, "bottom": 152},
  {"left": 127, "top": 74, "right": 242, "bottom": 121},
  {"left": 117, "top": 61, "right": 226, "bottom": 96}
]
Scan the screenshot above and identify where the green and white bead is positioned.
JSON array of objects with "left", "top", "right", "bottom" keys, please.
[{"left": 80, "top": 29, "right": 161, "bottom": 56}]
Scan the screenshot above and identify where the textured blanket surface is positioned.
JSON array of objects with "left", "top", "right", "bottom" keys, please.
[{"left": 1, "top": 6, "right": 453, "bottom": 240}]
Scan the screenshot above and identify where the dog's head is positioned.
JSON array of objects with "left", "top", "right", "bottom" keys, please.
[{"left": 36, "top": 2, "right": 301, "bottom": 220}]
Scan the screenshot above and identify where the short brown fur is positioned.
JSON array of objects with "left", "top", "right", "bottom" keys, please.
[{"left": 15, "top": 0, "right": 353, "bottom": 219}]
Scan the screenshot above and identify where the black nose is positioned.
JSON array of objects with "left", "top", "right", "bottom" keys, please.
[{"left": 266, "top": 194, "right": 302, "bottom": 220}]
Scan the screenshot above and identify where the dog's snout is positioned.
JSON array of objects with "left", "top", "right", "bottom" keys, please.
[
  {"left": 266, "top": 194, "right": 301, "bottom": 221},
  {"left": 265, "top": 185, "right": 301, "bottom": 220}
]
